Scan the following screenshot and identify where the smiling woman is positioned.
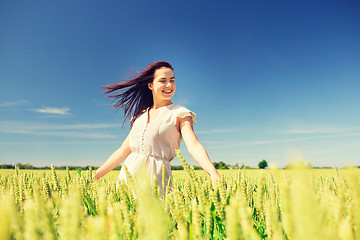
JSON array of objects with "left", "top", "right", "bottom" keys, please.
[
  {"left": 94, "top": 61, "right": 220, "bottom": 193},
  {"left": 103, "top": 61, "right": 174, "bottom": 126}
]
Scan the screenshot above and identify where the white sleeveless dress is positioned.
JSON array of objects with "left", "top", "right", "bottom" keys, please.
[{"left": 117, "top": 103, "right": 196, "bottom": 191}]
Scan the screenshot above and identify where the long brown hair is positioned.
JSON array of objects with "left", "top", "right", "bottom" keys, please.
[{"left": 104, "top": 61, "right": 174, "bottom": 126}]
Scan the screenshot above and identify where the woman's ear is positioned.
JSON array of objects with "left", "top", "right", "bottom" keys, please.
[{"left": 148, "top": 82, "right": 153, "bottom": 90}]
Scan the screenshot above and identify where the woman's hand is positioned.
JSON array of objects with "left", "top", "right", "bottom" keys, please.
[
  {"left": 91, "top": 173, "right": 97, "bottom": 182},
  {"left": 211, "top": 173, "right": 221, "bottom": 188}
]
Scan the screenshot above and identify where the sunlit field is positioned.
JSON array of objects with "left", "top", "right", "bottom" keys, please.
[{"left": 1, "top": 154, "right": 359, "bottom": 239}]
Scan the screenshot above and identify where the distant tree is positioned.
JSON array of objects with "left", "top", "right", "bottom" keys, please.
[
  {"left": 16, "top": 163, "right": 33, "bottom": 169},
  {"left": 24, "top": 163, "right": 32, "bottom": 169},
  {"left": 258, "top": 160, "right": 268, "bottom": 169},
  {"left": 232, "top": 163, "right": 246, "bottom": 169},
  {"left": 0, "top": 164, "right": 14, "bottom": 169},
  {"left": 171, "top": 165, "right": 183, "bottom": 170},
  {"left": 213, "top": 161, "right": 229, "bottom": 169}
]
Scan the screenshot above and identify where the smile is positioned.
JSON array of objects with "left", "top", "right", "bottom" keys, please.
[{"left": 163, "top": 90, "right": 172, "bottom": 94}]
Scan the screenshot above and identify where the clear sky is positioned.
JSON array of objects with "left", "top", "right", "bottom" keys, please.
[{"left": 1, "top": 0, "right": 359, "bottom": 168}]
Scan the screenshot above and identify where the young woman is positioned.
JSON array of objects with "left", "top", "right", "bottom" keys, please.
[{"left": 94, "top": 61, "right": 220, "bottom": 191}]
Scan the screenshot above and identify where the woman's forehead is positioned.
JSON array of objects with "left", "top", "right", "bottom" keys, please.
[{"left": 154, "top": 67, "right": 174, "bottom": 78}]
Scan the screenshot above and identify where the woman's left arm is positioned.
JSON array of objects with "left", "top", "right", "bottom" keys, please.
[{"left": 179, "top": 116, "right": 221, "bottom": 187}]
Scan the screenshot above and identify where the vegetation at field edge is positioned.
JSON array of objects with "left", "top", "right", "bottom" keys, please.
[{"left": 0, "top": 152, "right": 359, "bottom": 239}]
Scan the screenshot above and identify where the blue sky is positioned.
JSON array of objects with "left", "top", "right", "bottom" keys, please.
[{"left": 1, "top": 0, "right": 359, "bottom": 168}]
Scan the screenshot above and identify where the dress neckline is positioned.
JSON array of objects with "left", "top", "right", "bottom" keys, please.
[{"left": 146, "top": 103, "right": 174, "bottom": 125}]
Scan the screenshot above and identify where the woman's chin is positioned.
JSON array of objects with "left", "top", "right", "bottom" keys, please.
[{"left": 162, "top": 93, "right": 174, "bottom": 99}]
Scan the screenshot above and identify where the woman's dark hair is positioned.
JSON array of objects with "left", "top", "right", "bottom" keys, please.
[{"left": 104, "top": 60, "right": 174, "bottom": 126}]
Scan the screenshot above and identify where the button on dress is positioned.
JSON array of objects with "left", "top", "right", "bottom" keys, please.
[{"left": 117, "top": 103, "right": 196, "bottom": 192}]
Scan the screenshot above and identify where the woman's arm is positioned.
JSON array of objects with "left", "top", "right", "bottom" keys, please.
[
  {"left": 94, "top": 132, "right": 132, "bottom": 180},
  {"left": 179, "top": 116, "right": 221, "bottom": 187}
]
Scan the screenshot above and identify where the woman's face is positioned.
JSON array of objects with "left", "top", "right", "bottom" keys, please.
[{"left": 149, "top": 67, "right": 176, "bottom": 103}]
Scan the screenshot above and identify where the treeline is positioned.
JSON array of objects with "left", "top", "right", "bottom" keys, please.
[
  {"left": 1, "top": 162, "right": 353, "bottom": 171},
  {"left": 0, "top": 164, "right": 103, "bottom": 170},
  {"left": 1, "top": 162, "right": 224, "bottom": 171},
  {"left": 0, "top": 163, "right": 192, "bottom": 171}
]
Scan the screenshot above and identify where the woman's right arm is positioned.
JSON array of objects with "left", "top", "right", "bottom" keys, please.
[{"left": 94, "top": 132, "right": 132, "bottom": 180}]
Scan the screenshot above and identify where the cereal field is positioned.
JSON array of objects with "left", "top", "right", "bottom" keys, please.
[{"left": 0, "top": 154, "right": 359, "bottom": 239}]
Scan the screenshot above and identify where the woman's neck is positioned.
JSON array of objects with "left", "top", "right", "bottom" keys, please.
[{"left": 152, "top": 99, "right": 172, "bottom": 109}]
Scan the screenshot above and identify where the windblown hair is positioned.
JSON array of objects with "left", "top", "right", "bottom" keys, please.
[{"left": 104, "top": 60, "right": 174, "bottom": 126}]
